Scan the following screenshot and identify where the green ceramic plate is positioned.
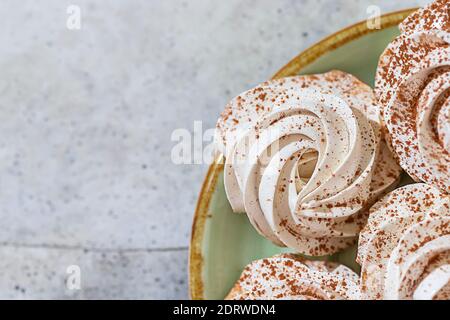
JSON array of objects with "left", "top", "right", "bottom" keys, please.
[{"left": 189, "top": 8, "right": 416, "bottom": 300}]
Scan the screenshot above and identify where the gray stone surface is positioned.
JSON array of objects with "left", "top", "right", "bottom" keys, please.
[
  {"left": 0, "top": 0, "right": 425, "bottom": 299},
  {"left": 0, "top": 245, "right": 187, "bottom": 299}
]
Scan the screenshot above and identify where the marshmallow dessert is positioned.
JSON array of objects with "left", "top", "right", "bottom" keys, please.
[
  {"left": 357, "top": 183, "right": 450, "bottom": 300},
  {"left": 215, "top": 70, "right": 401, "bottom": 256},
  {"left": 226, "top": 254, "right": 359, "bottom": 300},
  {"left": 375, "top": 0, "right": 450, "bottom": 193}
]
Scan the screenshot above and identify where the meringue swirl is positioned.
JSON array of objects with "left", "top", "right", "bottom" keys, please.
[
  {"left": 226, "top": 254, "right": 360, "bottom": 300},
  {"left": 399, "top": 0, "right": 449, "bottom": 34},
  {"left": 357, "top": 183, "right": 450, "bottom": 300},
  {"left": 375, "top": 0, "right": 450, "bottom": 193},
  {"left": 215, "top": 71, "right": 401, "bottom": 256}
]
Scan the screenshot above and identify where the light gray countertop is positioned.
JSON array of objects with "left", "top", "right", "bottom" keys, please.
[{"left": 0, "top": 0, "right": 425, "bottom": 299}]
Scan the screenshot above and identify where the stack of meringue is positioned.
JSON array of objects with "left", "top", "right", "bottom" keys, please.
[
  {"left": 358, "top": 0, "right": 450, "bottom": 300},
  {"left": 217, "top": 0, "right": 450, "bottom": 300}
]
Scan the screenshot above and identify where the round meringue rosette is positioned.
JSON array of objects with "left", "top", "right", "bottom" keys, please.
[
  {"left": 226, "top": 254, "right": 360, "bottom": 300},
  {"left": 357, "top": 183, "right": 450, "bottom": 300},
  {"left": 215, "top": 70, "right": 401, "bottom": 255},
  {"left": 375, "top": 0, "right": 450, "bottom": 193}
]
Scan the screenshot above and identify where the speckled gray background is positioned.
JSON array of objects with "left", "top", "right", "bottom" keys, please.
[{"left": 0, "top": 0, "right": 426, "bottom": 299}]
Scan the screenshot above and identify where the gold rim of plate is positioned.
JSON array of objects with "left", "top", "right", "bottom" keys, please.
[{"left": 188, "top": 8, "right": 416, "bottom": 300}]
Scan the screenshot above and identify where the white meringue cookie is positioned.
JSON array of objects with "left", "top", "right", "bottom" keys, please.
[
  {"left": 375, "top": 0, "right": 450, "bottom": 193},
  {"left": 357, "top": 183, "right": 450, "bottom": 300},
  {"left": 215, "top": 71, "right": 401, "bottom": 255},
  {"left": 399, "top": 0, "right": 449, "bottom": 34},
  {"left": 226, "top": 254, "right": 360, "bottom": 300}
]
